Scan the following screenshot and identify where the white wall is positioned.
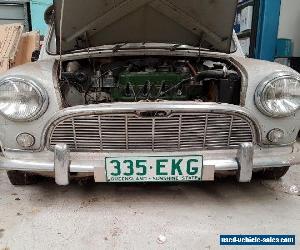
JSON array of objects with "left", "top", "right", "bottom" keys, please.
[{"left": 278, "top": 0, "right": 300, "bottom": 57}]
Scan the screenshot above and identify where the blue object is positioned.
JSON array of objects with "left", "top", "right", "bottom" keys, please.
[
  {"left": 276, "top": 38, "right": 293, "bottom": 57},
  {"left": 220, "top": 235, "right": 295, "bottom": 246},
  {"left": 234, "top": 23, "right": 240, "bottom": 33},
  {"left": 255, "top": 0, "right": 281, "bottom": 61},
  {"left": 30, "top": 0, "right": 53, "bottom": 36}
]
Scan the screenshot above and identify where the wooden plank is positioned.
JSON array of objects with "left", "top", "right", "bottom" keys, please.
[
  {"left": 14, "top": 31, "right": 40, "bottom": 66},
  {"left": 0, "top": 58, "right": 10, "bottom": 73},
  {"left": 0, "top": 23, "right": 23, "bottom": 73}
]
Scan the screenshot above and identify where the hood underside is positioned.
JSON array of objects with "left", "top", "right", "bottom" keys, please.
[{"left": 54, "top": 0, "right": 238, "bottom": 54}]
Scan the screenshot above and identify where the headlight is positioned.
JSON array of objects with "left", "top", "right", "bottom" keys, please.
[
  {"left": 0, "top": 77, "right": 48, "bottom": 121},
  {"left": 255, "top": 72, "right": 300, "bottom": 117}
]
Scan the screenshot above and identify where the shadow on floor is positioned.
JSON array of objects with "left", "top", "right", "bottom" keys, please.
[{"left": 20, "top": 174, "right": 283, "bottom": 209}]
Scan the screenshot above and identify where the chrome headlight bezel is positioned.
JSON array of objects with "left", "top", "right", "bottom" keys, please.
[
  {"left": 255, "top": 72, "right": 300, "bottom": 118},
  {"left": 0, "top": 77, "right": 49, "bottom": 122}
]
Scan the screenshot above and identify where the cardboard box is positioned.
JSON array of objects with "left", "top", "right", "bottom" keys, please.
[
  {"left": 14, "top": 31, "right": 40, "bottom": 66},
  {"left": 0, "top": 24, "right": 23, "bottom": 73},
  {"left": 240, "top": 6, "right": 253, "bottom": 32},
  {"left": 239, "top": 37, "right": 251, "bottom": 56}
]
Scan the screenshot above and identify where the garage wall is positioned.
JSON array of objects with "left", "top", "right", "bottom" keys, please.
[
  {"left": 278, "top": 0, "right": 300, "bottom": 57},
  {"left": 0, "top": 0, "right": 30, "bottom": 31},
  {"left": 30, "top": 0, "right": 52, "bottom": 36}
]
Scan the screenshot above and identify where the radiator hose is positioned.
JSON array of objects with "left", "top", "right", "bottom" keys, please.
[{"left": 196, "top": 68, "right": 239, "bottom": 81}]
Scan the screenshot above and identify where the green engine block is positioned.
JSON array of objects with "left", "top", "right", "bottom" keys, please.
[{"left": 111, "top": 71, "right": 189, "bottom": 101}]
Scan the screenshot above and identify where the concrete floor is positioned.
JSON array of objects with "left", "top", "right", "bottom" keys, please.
[{"left": 0, "top": 165, "right": 299, "bottom": 250}]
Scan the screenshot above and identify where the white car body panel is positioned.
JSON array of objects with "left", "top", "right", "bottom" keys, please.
[{"left": 0, "top": 0, "right": 299, "bottom": 185}]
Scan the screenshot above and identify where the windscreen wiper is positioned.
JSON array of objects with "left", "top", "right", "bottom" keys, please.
[
  {"left": 112, "top": 43, "right": 128, "bottom": 52},
  {"left": 169, "top": 44, "right": 210, "bottom": 52},
  {"left": 169, "top": 44, "right": 184, "bottom": 51}
]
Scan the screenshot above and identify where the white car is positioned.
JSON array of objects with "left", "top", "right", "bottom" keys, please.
[{"left": 0, "top": 0, "right": 299, "bottom": 185}]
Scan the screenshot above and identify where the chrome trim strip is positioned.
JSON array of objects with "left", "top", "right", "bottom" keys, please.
[
  {"left": 203, "top": 114, "right": 208, "bottom": 147},
  {"left": 71, "top": 118, "right": 77, "bottom": 150},
  {"left": 178, "top": 114, "right": 182, "bottom": 149},
  {"left": 41, "top": 102, "right": 262, "bottom": 151},
  {"left": 151, "top": 118, "right": 155, "bottom": 151},
  {"left": 228, "top": 115, "right": 234, "bottom": 146},
  {"left": 98, "top": 116, "right": 103, "bottom": 150},
  {"left": 125, "top": 116, "right": 129, "bottom": 150}
]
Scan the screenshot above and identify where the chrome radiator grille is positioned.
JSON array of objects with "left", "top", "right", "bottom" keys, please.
[{"left": 49, "top": 113, "right": 254, "bottom": 152}]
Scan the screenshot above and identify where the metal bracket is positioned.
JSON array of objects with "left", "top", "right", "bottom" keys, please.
[
  {"left": 54, "top": 144, "right": 70, "bottom": 186},
  {"left": 237, "top": 143, "right": 254, "bottom": 182},
  {"left": 202, "top": 165, "right": 215, "bottom": 181}
]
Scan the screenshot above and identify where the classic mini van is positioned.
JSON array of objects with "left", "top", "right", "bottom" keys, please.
[{"left": 0, "top": 0, "right": 299, "bottom": 185}]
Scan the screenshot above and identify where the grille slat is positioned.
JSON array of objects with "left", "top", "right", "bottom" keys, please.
[{"left": 49, "top": 112, "right": 254, "bottom": 152}]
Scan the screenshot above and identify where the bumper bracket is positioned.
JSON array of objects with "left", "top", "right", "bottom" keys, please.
[
  {"left": 237, "top": 143, "right": 254, "bottom": 182},
  {"left": 54, "top": 144, "right": 70, "bottom": 186}
]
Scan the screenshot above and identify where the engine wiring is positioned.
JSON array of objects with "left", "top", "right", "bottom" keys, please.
[{"left": 59, "top": 56, "right": 241, "bottom": 106}]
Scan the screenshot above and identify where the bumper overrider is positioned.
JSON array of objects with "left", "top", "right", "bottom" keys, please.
[{"left": 0, "top": 103, "right": 299, "bottom": 185}]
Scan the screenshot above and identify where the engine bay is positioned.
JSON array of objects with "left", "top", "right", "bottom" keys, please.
[{"left": 59, "top": 56, "right": 242, "bottom": 107}]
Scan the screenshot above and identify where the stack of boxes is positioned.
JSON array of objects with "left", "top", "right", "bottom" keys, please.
[
  {"left": 234, "top": 0, "right": 254, "bottom": 56},
  {"left": 274, "top": 39, "right": 293, "bottom": 66}
]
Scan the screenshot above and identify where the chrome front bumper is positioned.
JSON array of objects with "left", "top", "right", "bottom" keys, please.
[{"left": 0, "top": 143, "right": 299, "bottom": 185}]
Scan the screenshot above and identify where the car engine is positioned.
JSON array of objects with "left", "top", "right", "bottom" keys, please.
[{"left": 59, "top": 57, "right": 241, "bottom": 107}]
